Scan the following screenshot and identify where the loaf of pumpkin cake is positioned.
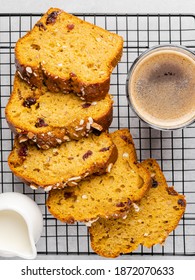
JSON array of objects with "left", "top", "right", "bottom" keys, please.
[
  {"left": 15, "top": 8, "right": 123, "bottom": 101},
  {"left": 8, "top": 132, "right": 118, "bottom": 190},
  {"left": 89, "top": 159, "right": 186, "bottom": 258},
  {"left": 46, "top": 129, "right": 151, "bottom": 223},
  {"left": 5, "top": 74, "right": 113, "bottom": 149}
]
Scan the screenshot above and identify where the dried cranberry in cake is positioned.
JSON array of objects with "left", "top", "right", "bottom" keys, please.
[
  {"left": 82, "top": 103, "right": 91, "bottom": 109},
  {"left": 18, "top": 144, "right": 28, "bottom": 157},
  {"left": 178, "top": 199, "right": 186, "bottom": 207},
  {"left": 99, "top": 147, "right": 110, "bottom": 152},
  {"left": 167, "top": 188, "right": 178, "bottom": 196},
  {"left": 67, "top": 24, "right": 75, "bottom": 31},
  {"left": 46, "top": 10, "right": 61, "bottom": 25},
  {"left": 35, "top": 118, "right": 48, "bottom": 127},
  {"left": 120, "top": 135, "right": 133, "bottom": 145},
  {"left": 35, "top": 22, "right": 47, "bottom": 31},
  {"left": 116, "top": 199, "right": 132, "bottom": 208},
  {"left": 83, "top": 150, "right": 93, "bottom": 160},
  {"left": 116, "top": 202, "right": 126, "bottom": 207},
  {"left": 23, "top": 97, "right": 36, "bottom": 108}
]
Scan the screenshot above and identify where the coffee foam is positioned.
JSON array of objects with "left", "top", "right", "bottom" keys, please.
[{"left": 129, "top": 50, "right": 195, "bottom": 129}]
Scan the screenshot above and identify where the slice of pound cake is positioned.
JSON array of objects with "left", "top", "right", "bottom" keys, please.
[
  {"left": 46, "top": 129, "right": 151, "bottom": 223},
  {"left": 5, "top": 74, "right": 113, "bottom": 149},
  {"left": 8, "top": 132, "right": 117, "bottom": 190},
  {"left": 15, "top": 8, "right": 123, "bottom": 101},
  {"left": 89, "top": 159, "right": 186, "bottom": 258}
]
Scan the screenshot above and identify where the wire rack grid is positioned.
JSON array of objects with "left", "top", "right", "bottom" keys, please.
[{"left": 0, "top": 13, "right": 195, "bottom": 257}]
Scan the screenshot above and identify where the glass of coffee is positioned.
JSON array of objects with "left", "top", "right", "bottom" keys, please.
[{"left": 126, "top": 45, "right": 195, "bottom": 130}]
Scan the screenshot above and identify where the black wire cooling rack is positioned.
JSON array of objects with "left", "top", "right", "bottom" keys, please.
[{"left": 0, "top": 13, "right": 195, "bottom": 257}]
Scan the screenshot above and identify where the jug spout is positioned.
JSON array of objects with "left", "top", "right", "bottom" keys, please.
[
  {"left": 0, "top": 210, "right": 37, "bottom": 259},
  {"left": 0, "top": 192, "right": 43, "bottom": 260}
]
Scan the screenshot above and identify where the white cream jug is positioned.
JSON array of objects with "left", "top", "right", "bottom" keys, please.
[{"left": 0, "top": 192, "right": 43, "bottom": 259}]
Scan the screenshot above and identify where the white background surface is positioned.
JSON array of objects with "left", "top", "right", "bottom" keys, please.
[
  {"left": 0, "top": 0, "right": 194, "bottom": 14},
  {"left": 0, "top": 0, "right": 195, "bottom": 261}
]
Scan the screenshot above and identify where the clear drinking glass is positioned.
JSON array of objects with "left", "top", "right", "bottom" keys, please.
[{"left": 126, "top": 45, "right": 195, "bottom": 130}]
